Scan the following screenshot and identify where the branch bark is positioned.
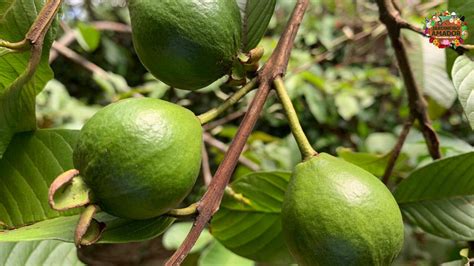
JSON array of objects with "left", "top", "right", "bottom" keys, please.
[
  {"left": 165, "top": 1, "right": 310, "bottom": 264},
  {"left": 376, "top": 0, "right": 441, "bottom": 160}
]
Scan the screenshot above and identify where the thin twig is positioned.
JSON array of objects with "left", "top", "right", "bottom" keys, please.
[
  {"left": 375, "top": 0, "right": 441, "bottom": 160},
  {"left": 165, "top": 1, "right": 310, "bottom": 264},
  {"left": 52, "top": 42, "right": 108, "bottom": 77},
  {"left": 49, "top": 21, "right": 131, "bottom": 62},
  {"left": 382, "top": 116, "right": 414, "bottom": 185},
  {"left": 290, "top": 23, "right": 379, "bottom": 75},
  {"left": 26, "top": 0, "right": 62, "bottom": 44},
  {"left": 202, "top": 111, "right": 246, "bottom": 131},
  {"left": 92, "top": 21, "right": 132, "bottom": 33},
  {"left": 201, "top": 142, "right": 212, "bottom": 187},
  {"left": 203, "top": 133, "right": 259, "bottom": 172}
]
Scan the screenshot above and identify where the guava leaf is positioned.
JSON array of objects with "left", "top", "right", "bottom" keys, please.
[
  {"left": 394, "top": 152, "right": 474, "bottom": 240},
  {"left": 0, "top": 129, "right": 174, "bottom": 243},
  {"left": 446, "top": 0, "right": 474, "bottom": 74},
  {"left": 162, "top": 222, "right": 213, "bottom": 253},
  {"left": 451, "top": 55, "right": 474, "bottom": 129},
  {"left": 0, "top": 212, "right": 174, "bottom": 244},
  {"left": 75, "top": 22, "right": 101, "bottom": 52},
  {"left": 0, "top": 240, "right": 83, "bottom": 266},
  {"left": 198, "top": 241, "right": 254, "bottom": 266},
  {"left": 404, "top": 31, "right": 457, "bottom": 109},
  {"left": 237, "top": 0, "right": 276, "bottom": 52},
  {"left": 210, "top": 171, "right": 294, "bottom": 263},
  {"left": 0, "top": 0, "right": 58, "bottom": 158}
]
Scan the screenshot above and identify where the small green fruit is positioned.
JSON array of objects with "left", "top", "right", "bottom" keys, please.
[
  {"left": 128, "top": 0, "right": 242, "bottom": 90},
  {"left": 282, "top": 153, "right": 404, "bottom": 266},
  {"left": 73, "top": 98, "right": 202, "bottom": 219}
]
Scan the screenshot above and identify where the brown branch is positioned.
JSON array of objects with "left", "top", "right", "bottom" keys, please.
[
  {"left": 415, "top": 0, "right": 444, "bottom": 13},
  {"left": 376, "top": 0, "right": 441, "bottom": 160},
  {"left": 203, "top": 133, "right": 260, "bottom": 172},
  {"left": 385, "top": 1, "right": 469, "bottom": 54},
  {"left": 382, "top": 116, "right": 414, "bottom": 185},
  {"left": 165, "top": 0, "right": 310, "bottom": 264}
]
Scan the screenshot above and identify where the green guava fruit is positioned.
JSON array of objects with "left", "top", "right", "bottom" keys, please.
[
  {"left": 282, "top": 153, "right": 404, "bottom": 266},
  {"left": 73, "top": 98, "right": 202, "bottom": 220},
  {"left": 128, "top": 0, "right": 242, "bottom": 90}
]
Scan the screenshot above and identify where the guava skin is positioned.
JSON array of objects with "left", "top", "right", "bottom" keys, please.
[
  {"left": 73, "top": 98, "right": 202, "bottom": 220},
  {"left": 282, "top": 153, "right": 404, "bottom": 266},
  {"left": 128, "top": 0, "right": 242, "bottom": 90}
]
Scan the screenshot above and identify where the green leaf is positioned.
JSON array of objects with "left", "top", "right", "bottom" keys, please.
[
  {"left": 198, "top": 241, "right": 254, "bottom": 266},
  {"left": 336, "top": 147, "right": 408, "bottom": 177},
  {"left": 447, "top": 0, "right": 474, "bottom": 74},
  {"left": 75, "top": 22, "right": 101, "bottom": 52},
  {"left": 0, "top": 0, "right": 58, "bottom": 158},
  {"left": 394, "top": 152, "right": 474, "bottom": 241},
  {"left": 162, "top": 222, "right": 213, "bottom": 253},
  {"left": 210, "top": 171, "right": 294, "bottom": 263},
  {"left": 0, "top": 129, "right": 174, "bottom": 243},
  {"left": 451, "top": 55, "right": 474, "bottom": 129},
  {"left": 0, "top": 129, "right": 80, "bottom": 227},
  {"left": 0, "top": 240, "right": 82, "bottom": 266},
  {"left": 237, "top": 0, "right": 276, "bottom": 52},
  {"left": 404, "top": 31, "right": 457, "bottom": 109}
]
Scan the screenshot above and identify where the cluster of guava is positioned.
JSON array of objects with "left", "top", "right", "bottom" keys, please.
[{"left": 58, "top": 1, "right": 404, "bottom": 265}]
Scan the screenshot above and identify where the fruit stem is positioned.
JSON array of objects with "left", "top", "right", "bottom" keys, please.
[
  {"left": 197, "top": 79, "right": 258, "bottom": 125},
  {"left": 273, "top": 76, "right": 318, "bottom": 160},
  {"left": 167, "top": 203, "right": 198, "bottom": 218}
]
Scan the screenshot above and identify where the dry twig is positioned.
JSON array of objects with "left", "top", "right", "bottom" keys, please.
[
  {"left": 165, "top": 1, "right": 310, "bottom": 264},
  {"left": 376, "top": 0, "right": 441, "bottom": 161}
]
